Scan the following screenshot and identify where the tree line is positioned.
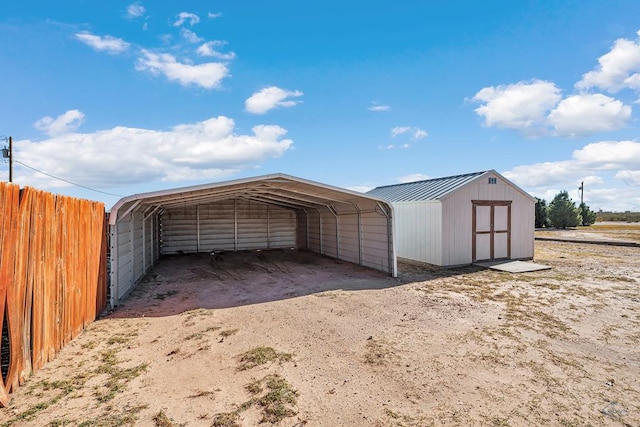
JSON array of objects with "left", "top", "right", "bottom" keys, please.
[{"left": 535, "top": 191, "right": 597, "bottom": 229}]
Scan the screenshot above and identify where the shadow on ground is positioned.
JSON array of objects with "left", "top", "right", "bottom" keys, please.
[{"left": 107, "top": 249, "right": 482, "bottom": 318}]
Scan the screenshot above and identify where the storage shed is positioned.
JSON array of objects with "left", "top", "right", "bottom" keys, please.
[
  {"left": 108, "top": 173, "right": 396, "bottom": 307},
  {"left": 367, "top": 170, "right": 535, "bottom": 267}
]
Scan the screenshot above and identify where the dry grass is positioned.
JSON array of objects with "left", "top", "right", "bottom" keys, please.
[
  {"left": 364, "top": 339, "right": 394, "bottom": 366},
  {"left": 184, "top": 326, "right": 221, "bottom": 341},
  {"left": 152, "top": 410, "right": 177, "bottom": 427},
  {"left": 219, "top": 328, "right": 239, "bottom": 337},
  {"left": 237, "top": 346, "right": 293, "bottom": 371}
]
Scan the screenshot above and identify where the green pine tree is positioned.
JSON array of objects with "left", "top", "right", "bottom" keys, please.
[
  {"left": 579, "top": 202, "right": 597, "bottom": 226},
  {"left": 535, "top": 197, "right": 550, "bottom": 228},
  {"left": 548, "top": 191, "right": 581, "bottom": 229}
]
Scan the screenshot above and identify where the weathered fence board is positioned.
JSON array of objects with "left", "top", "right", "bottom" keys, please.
[{"left": 0, "top": 182, "right": 107, "bottom": 406}]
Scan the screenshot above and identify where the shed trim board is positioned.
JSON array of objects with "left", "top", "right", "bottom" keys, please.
[
  {"left": 109, "top": 173, "right": 397, "bottom": 307},
  {"left": 367, "top": 170, "right": 535, "bottom": 268}
]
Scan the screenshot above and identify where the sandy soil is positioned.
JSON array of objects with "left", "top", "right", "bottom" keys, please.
[{"left": 1, "top": 236, "right": 639, "bottom": 426}]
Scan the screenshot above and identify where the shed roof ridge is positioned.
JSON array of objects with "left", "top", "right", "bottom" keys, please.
[{"left": 372, "top": 170, "right": 487, "bottom": 190}]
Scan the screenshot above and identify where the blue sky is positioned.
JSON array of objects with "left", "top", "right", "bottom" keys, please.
[{"left": 1, "top": 1, "right": 639, "bottom": 211}]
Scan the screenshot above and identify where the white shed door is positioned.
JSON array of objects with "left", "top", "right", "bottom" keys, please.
[{"left": 472, "top": 201, "right": 511, "bottom": 262}]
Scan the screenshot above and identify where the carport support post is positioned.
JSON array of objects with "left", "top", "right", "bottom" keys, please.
[
  {"left": 267, "top": 204, "right": 271, "bottom": 249},
  {"left": 328, "top": 206, "right": 339, "bottom": 259},
  {"left": 110, "top": 225, "right": 118, "bottom": 307},
  {"left": 234, "top": 198, "right": 238, "bottom": 251},
  {"left": 357, "top": 210, "right": 362, "bottom": 265},
  {"left": 129, "top": 214, "right": 134, "bottom": 283},
  {"left": 142, "top": 216, "right": 146, "bottom": 272},
  {"left": 376, "top": 201, "right": 394, "bottom": 275},
  {"left": 303, "top": 208, "right": 309, "bottom": 249},
  {"left": 196, "top": 204, "right": 201, "bottom": 252},
  {"left": 317, "top": 207, "right": 323, "bottom": 255}
]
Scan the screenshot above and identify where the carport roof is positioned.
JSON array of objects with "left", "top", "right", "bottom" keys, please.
[{"left": 109, "top": 173, "right": 393, "bottom": 225}]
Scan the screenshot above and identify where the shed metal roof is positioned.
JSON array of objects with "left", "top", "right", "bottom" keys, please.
[
  {"left": 367, "top": 171, "right": 488, "bottom": 202},
  {"left": 109, "top": 173, "right": 393, "bottom": 225}
]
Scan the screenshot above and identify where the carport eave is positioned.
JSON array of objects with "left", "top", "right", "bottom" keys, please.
[{"left": 109, "top": 173, "right": 394, "bottom": 225}]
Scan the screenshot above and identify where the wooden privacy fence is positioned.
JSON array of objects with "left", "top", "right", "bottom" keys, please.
[{"left": 0, "top": 182, "right": 107, "bottom": 406}]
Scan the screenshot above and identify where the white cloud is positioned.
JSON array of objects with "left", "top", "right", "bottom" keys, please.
[
  {"left": 208, "top": 12, "right": 222, "bottom": 19},
  {"left": 503, "top": 161, "right": 578, "bottom": 188},
  {"left": 576, "top": 30, "right": 640, "bottom": 93},
  {"left": 75, "top": 32, "right": 130, "bottom": 54},
  {"left": 391, "top": 126, "right": 410, "bottom": 137},
  {"left": 503, "top": 140, "right": 640, "bottom": 211},
  {"left": 548, "top": 94, "right": 631, "bottom": 136},
  {"left": 196, "top": 41, "right": 236, "bottom": 60},
  {"left": 616, "top": 170, "right": 640, "bottom": 186},
  {"left": 34, "top": 110, "right": 85, "bottom": 136},
  {"left": 412, "top": 129, "right": 428, "bottom": 140},
  {"left": 472, "top": 80, "right": 561, "bottom": 134},
  {"left": 174, "top": 12, "right": 200, "bottom": 27},
  {"left": 126, "top": 3, "right": 145, "bottom": 19},
  {"left": 573, "top": 140, "right": 640, "bottom": 169},
  {"left": 15, "top": 116, "right": 293, "bottom": 189},
  {"left": 181, "top": 29, "right": 203, "bottom": 43},
  {"left": 368, "top": 102, "right": 390, "bottom": 112},
  {"left": 245, "top": 87, "right": 303, "bottom": 114},
  {"left": 391, "top": 126, "right": 427, "bottom": 140},
  {"left": 136, "top": 50, "right": 230, "bottom": 89},
  {"left": 397, "top": 173, "right": 430, "bottom": 183}
]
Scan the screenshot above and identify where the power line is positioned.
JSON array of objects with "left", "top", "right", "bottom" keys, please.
[{"left": 13, "top": 159, "right": 125, "bottom": 198}]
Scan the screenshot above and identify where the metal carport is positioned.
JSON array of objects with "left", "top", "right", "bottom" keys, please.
[{"left": 108, "top": 173, "right": 396, "bottom": 307}]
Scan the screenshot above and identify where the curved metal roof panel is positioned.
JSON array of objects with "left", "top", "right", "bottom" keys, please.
[{"left": 109, "top": 173, "right": 393, "bottom": 225}]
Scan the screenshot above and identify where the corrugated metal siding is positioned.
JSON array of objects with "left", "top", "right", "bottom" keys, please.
[
  {"left": 296, "top": 209, "right": 308, "bottom": 249},
  {"left": 161, "top": 199, "right": 296, "bottom": 254},
  {"left": 360, "top": 209, "right": 392, "bottom": 272},
  {"left": 115, "top": 218, "right": 133, "bottom": 300},
  {"left": 198, "top": 200, "right": 235, "bottom": 251},
  {"left": 320, "top": 206, "right": 338, "bottom": 258},
  {"left": 132, "top": 212, "right": 144, "bottom": 282},
  {"left": 307, "top": 210, "right": 321, "bottom": 253},
  {"left": 269, "top": 206, "right": 296, "bottom": 248},
  {"left": 367, "top": 171, "right": 486, "bottom": 202},
  {"left": 337, "top": 214, "right": 359, "bottom": 264},
  {"left": 441, "top": 172, "right": 534, "bottom": 265},
  {"left": 392, "top": 201, "right": 443, "bottom": 266}
]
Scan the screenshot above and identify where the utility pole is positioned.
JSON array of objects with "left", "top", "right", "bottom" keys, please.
[
  {"left": 578, "top": 181, "right": 584, "bottom": 206},
  {"left": 578, "top": 181, "right": 585, "bottom": 226},
  {"left": 1, "top": 136, "right": 12, "bottom": 182}
]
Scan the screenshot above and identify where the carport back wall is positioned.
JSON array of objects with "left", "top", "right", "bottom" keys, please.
[{"left": 161, "top": 199, "right": 296, "bottom": 254}]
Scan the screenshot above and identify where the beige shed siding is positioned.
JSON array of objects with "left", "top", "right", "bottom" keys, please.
[
  {"left": 393, "top": 201, "right": 443, "bottom": 266},
  {"left": 441, "top": 172, "right": 534, "bottom": 265}
]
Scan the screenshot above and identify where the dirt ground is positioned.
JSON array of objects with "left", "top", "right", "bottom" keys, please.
[{"left": 1, "top": 225, "right": 639, "bottom": 426}]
